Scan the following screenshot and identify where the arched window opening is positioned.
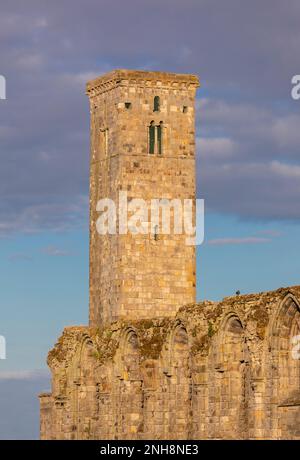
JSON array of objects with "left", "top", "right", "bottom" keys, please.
[
  {"left": 167, "top": 325, "right": 191, "bottom": 439},
  {"left": 268, "top": 296, "right": 300, "bottom": 439},
  {"left": 148, "top": 121, "right": 163, "bottom": 155},
  {"left": 211, "top": 316, "right": 250, "bottom": 439},
  {"left": 153, "top": 96, "right": 160, "bottom": 112},
  {"left": 157, "top": 122, "right": 163, "bottom": 154},
  {"left": 149, "top": 121, "right": 155, "bottom": 154},
  {"left": 115, "top": 330, "right": 142, "bottom": 439}
]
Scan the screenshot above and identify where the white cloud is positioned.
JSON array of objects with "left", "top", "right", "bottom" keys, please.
[
  {"left": 58, "top": 69, "right": 111, "bottom": 89},
  {"left": 255, "top": 229, "right": 282, "bottom": 237},
  {"left": 198, "top": 98, "right": 300, "bottom": 151},
  {"left": 197, "top": 98, "right": 269, "bottom": 126},
  {"left": 270, "top": 160, "right": 300, "bottom": 179},
  {"left": 271, "top": 116, "right": 300, "bottom": 148},
  {"left": 15, "top": 53, "right": 44, "bottom": 71},
  {"left": 197, "top": 136, "right": 237, "bottom": 157},
  {"left": 35, "top": 17, "right": 48, "bottom": 29},
  {"left": 0, "top": 196, "right": 88, "bottom": 237},
  {"left": 0, "top": 369, "right": 49, "bottom": 381},
  {"left": 40, "top": 245, "right": 70, "bottom": 257},
  {"left": 207, "top": 237, "right": 271, "bottom": 246}
]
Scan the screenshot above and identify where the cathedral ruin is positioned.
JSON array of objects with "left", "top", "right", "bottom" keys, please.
[{"left": 39, "top": 69, "right": 300, "bottom": 440}]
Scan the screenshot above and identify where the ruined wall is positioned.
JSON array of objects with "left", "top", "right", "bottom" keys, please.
[
  {"left": 87, "top": 70, "right": 199, "bottom": 327},
  {"left": 40, "top": 286, "right": 300, "bottom": 440}
]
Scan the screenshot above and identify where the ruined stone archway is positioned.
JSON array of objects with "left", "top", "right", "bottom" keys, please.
[
  {"left": 209, "top": 314, "right": 250, "bottom": 439},
  {"left": 164, "top": 323, "right": 191, "bottom": 439},
  {"left": 114, "top": 328, "right": 143, "bottom": 439},
  {"left": 267, "top": 294, "right": 300, "bottom": 439},
  {"left": 72, "top": 336, "right": 99, "bottom": 439}
]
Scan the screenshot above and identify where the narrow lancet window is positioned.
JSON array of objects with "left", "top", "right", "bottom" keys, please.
[
  {"left": 153, "top": 96, "right": 160, "bottom": 112},
  {"left": 157, "top": 122, "right": 163, "bottom": 154},
  {"left": 100, "top": 127, "right": 108, "bottom": 157},
  {"left": 149, "top": 121, "right": 155, "bottom": 154},
  {"left": 148, "top": 121, "right": 163, "bottom": 155}
]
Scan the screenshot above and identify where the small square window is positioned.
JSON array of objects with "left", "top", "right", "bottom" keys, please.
[
  {"left": 183, "top": 106, "right": 188, "bottom": 113},
  {"left": 125, "top": 102, "right": 132, "bottom": 109}
]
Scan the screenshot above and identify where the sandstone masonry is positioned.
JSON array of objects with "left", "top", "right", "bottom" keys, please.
[
  {"left": 87, "top": 70, "right": 198, "bottom": 326},
  {"left": 40, "top": 287, "right": 300, "bottom": 439},
  {"left": 40, "top": 70, "right": 300, "bottom": 439}
]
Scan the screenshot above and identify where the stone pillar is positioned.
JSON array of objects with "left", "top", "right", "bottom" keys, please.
[
  {"left": 250, "top": 378, "right": 265, "bottom": 439},
  {"left": 39, "top": 393, "right": 53, "bottom": 440}
]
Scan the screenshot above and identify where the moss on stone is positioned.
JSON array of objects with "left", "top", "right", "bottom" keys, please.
[
  {"left": 48, "top": 326, "right": 88, "bottom": 366},
  {"left": 135, "top": 318, "right": 171, "bottom": 361},
  {"left": 208, "top": 321, "right": 214, "bottom": 338},
  {"left": 90, "top": 326, "right": 119, "bottom": 365},
  {"left": 248, "top": 305, "right": 269, "bottom": 339},
  {"left": 191, "top": 334, "right": 210, "bottom": 356}
]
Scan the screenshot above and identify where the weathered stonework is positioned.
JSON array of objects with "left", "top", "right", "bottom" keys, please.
[
  {"left": 40, "top": 287, "right": 300, "bottom": 439},
  {"left": 87, "top": 69, "right": 198, "bottom": 327},
  {"left": 40, "top": 70, "right": 300, "bottom": 439}
]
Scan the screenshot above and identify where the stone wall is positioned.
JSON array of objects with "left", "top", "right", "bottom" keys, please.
[{"left": 40, "top": 286, "right": 300, "bottom": 440}]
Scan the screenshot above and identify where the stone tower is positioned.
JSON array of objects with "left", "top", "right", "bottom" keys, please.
[
  {"left": 40, "top": 70, "right": 300, "bottom": 440},
  {"left": 86, "top": 69, "right": 199, "bottom": 327}
]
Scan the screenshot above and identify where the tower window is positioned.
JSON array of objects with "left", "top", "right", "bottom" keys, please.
[
  {"left": 183, "top": 106, "right": 188, "bottom": 113},
  {"left": 153, "top": 96, "right": 160, "bottom": 112},
  {"left": 100, "top": 128, "right": 108, "bottom": 157},
  {"left": 148, "top": 121, "right": 163, "bottom": 154},
  {"left": 125, "top": 102, "right": 132, "bottom": 109},
  {"left": 157, "top": 121, "right": 163, "bottom": 154},
  {"left": 149, "top": 121, "right": 155, "bottom": 154}
]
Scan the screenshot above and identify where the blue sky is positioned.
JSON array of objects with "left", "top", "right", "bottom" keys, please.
[
  {"left": 1, "top": 216, "right": 300, "bottom": 373},
  {"left": 0, "top": 0, "right": 300, "bottom": 439}
]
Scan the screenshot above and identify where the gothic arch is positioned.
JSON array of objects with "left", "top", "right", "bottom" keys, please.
[
  {"left": 164, "top": 322, "right": 192, "bottom": 439},
  {"left": 115, "top": 327, "right": 140, "bottom": 377},
  {"left": 268, "top": 293, "right": 300, "bottom": 342},
  {"left": 209, "top": 313, "right": 250, "bottom": 439},
  {"left": 266, "top": 294, "right": 300, "bottom": 438},
  {"left": 70, "top": 335, "right": 98, "bottom": 439},
  {"left": 114, "top": 327, "right": 143, "bottom": 439}
]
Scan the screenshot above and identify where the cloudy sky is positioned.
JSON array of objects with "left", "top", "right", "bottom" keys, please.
[{"left": 0, "top": 0, "right": 300, "bottom": 438}]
